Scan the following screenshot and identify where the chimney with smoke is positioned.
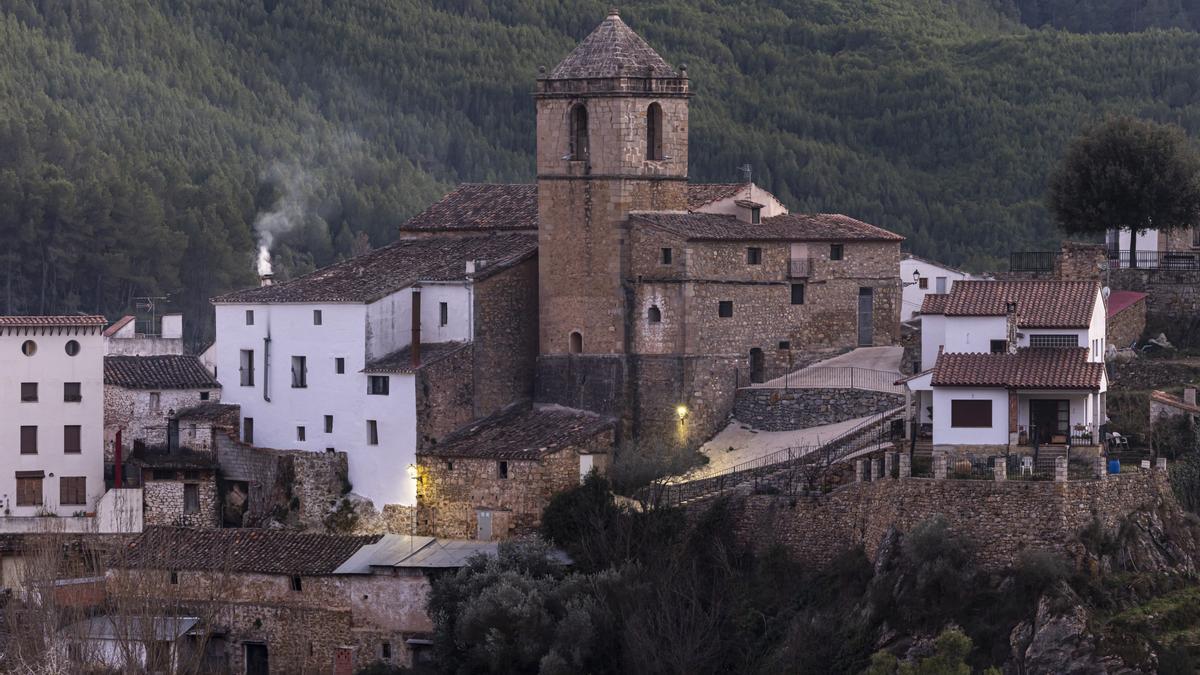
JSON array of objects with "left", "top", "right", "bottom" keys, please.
[{"left": 252, "top": 163, "right": 316, "bottom": 289}]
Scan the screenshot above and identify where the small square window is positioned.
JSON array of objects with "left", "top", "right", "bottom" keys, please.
[
  {"left": 290, "top": 575, "right": 303, "bottom": 592},
  {"left": 324, "top": 415, "right": 333, "bottom": 433},
  {"left": 790, "top": 283, "right": 805, "bottom": 305},
  {"left": 199, "top": 390, "right": 210, "bottom": 401},
  {"left": 778, "top": 341, "right": 791, "bottom": 350},
  {"left": 439, "top": 302, "right": 449, "bottom": 327},
  {"left": 335, "top": 357, "right": 345, "bottom": 374},
  {"left": 918, "top": 277, "right": 929, "bottom": 289},
  {"left": 368, "top": 376, "right": 390, "bottom": 396},
  {"left": 498, "top": 461, "right": 509, "bottom": 479},
  {"left": 313, "top": 309, "right": 323, "bottom": 326},
  {"left": 990, "top": 340, "right": 1008, "bottom": 354},
  {"left": 245, "top": 310, "right": 254, "bottom": 326},
  {"left": 64, "top": 382, "right": 82, "bottom": 402},
  {"left": 746, "top": 247, "right": 762, "bottom": 265},
  {"left": 20, "top": 382, "right": 37, "bottom": 402},
  {"left": 297, "top": 426, "right": 306, "bottom": 442},
  {"left": 660, "top": 248, "right": 673, "bottom": 265},
  {"left": 718, "top": 301, "right": 733, "bottom": 318},
  {"left": 830, "top": 244, "right": 844, "bottom": 261}
]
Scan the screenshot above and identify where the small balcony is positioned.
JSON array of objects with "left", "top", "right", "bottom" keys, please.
[{"left": 788, "top": 257, "right": 811, "bottom": 278}]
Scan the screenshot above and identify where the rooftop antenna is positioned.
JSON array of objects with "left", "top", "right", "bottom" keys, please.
[
  {"left": 738, "top": 164, "right": 752, "bottom": 184},
  {"left": 134, "top": 296, "right": 168, "bottom": 337}
]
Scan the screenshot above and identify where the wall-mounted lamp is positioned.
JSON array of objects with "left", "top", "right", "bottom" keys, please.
[
  {"left": 406, "top": 464, "right": 418, "bottom": 480},
  {"left": 903, "top": 269, "right": 922, "bottom": 287},
  {"left": 676, "top": 405, "right": 689, "bottom": 421}
]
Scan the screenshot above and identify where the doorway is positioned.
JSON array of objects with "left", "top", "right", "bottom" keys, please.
[
  {"left": 857, "top": 288, "right": 874, "bottom": 347},
  {"left": 1029, "top": 399, "right": 1069, "bottom": 444},
  {"left": 749, "top": 348, "right": 765, "bottom": 384},
  {"left": 245, "top": 643, "right": 269, "bottom": 675},
  {"left": 477, "top": 510, "right": 493, "bottom": 541}
]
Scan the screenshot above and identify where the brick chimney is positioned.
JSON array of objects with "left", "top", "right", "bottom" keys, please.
[
  {"left": 1005, "top": 301, "right": 1019, "bottom": 354},
  {"left": 1185, "top": 388, "right": 1197, "bottom": 407}
]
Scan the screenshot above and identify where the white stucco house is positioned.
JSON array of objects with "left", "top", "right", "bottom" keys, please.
[
  {"left": 211, "top": 233, "right": 538, "bottom": 508},
  {"left": 1105, "top": 225, "right": 1200, "bottom": 269},
  {"left": 903, "top": 280, "right": 1108, "bottom": 453},
  {"left": 900, "top": 254, "right": 978, "bottom": 322},
  {"left": 0, "top": 315, "right": 107, "bottom": 518}
]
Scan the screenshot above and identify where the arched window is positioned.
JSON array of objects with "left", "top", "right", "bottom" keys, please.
[
  {"left": 647, "top": 306, "right": 662, "bottom": 324},
  {"left": 569, "top": 331, "right": 583, "bottom": 354},
  {"left": 646, "top": 103, "right": 663, "bottom": 160},
  {"left": 569, "top": 104, "right": 589, "bottom": 161}
]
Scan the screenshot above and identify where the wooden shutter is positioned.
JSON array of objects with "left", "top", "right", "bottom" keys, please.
[
  {"left": 20, "top": 426, "right": 37, "bottom": 454},
  {"left": 64, "top": 425, "right": 82, "bottom": 454},
  {"left": 60, "top": 477, "right": 85, "bottom": 506},
  {"left": 950, "top": 400, "right": 993, "bottom": 428},
  {"left": 16, "top": 475, "right": 43, "bottom": 506}
]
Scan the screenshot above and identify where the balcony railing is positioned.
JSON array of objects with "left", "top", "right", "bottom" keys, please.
[
  {"left": 788, "top": 257, "right": 811, "bottom": 278},
  {"left": 1009, "top": 251, "right": 1060, "bottom": 273},
  {"left": 1107, "top": 249, "right": 1200, "bottom": 270}
]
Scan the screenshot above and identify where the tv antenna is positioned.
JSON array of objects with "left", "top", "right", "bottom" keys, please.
[
  {"left": 134, "top": 296, "right": 168, "bottom": 337},
  {"left": 738, "top": 164, "right": 752, "bottom": 183}
]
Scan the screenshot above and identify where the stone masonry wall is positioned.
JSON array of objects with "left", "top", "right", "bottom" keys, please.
[
  {"left": 1107, "top": 297, "right": 1146, "bottom": 349},
  {"left": 472, "top": 256, "right": 538, "bottom": 418},
  {"left": 414, "top": 345, "right": 475, "bottom": 449},
  {"left": 215, "top": 433, "right": 349, "bottom": 529},
  {"left": 1110, "top": 268, "right": 1200, "bottom": 326},
  {"left": 734, "top": 387, "right": 904, "bottom": 431},
  {"left": 729, "top": 469, "right": 1173, "bottom": 572},
  {"left": 103, "top": 386, "right": 219, "bottom": 461},
  {"left": 142, "top": 477, "right": 219, "bottom": 528},
  {"left": 417, "top": 435, "right": 612, "bottom": 539}
]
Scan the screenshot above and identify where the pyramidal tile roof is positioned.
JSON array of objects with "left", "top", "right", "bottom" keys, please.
[{"left": 548, "top": 10, "right": 678, "bottom": 80}]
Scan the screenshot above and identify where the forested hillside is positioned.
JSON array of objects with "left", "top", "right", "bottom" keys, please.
[{"left": 3, "top": 0, "right": 1200, "bottom": 342}]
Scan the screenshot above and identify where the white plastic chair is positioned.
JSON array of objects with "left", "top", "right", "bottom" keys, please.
[{"left": 1021, "top": 456, "right": 1034, "bottom": 477}]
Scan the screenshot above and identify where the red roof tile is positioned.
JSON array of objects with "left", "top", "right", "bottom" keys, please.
[
  {"left": 422, "top": 403, "right": 615, "bottom": 460},
  {"left": 942, "top": 280, "right": 1099, "bottom": 328},
  {"left": 103, "top": 315, "right": 135, "bottom": 337},
  {"left": 105, "top": 355, "right": 219, "bottom": 389},
  {"left": 1151, "top": 390, "right": 1200, "bottom": 415},
  {"left": 118, "top": 526, "right": 382, "bottom": 575},
  {"left": 920, "top": 294, "right": 949, "bottom": 315},
  {"left": 632, "top": 211, "right": 903, "bottom": 242},
  {"left": 0, "top": 315, "right": 107, "bottom": 326},
  {"left": 931, "top": 348, "right": 1104, "bottom": 389}
]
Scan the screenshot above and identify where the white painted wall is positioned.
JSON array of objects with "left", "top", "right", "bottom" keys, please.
[
  {"left": 214, "top": 284, "right": 475, "bottom": 507},
  {"left": 901, "top": 257, "right": 973, "bottom": 322},
  {"left": 931, "top": 387, "right": 1008, "bottom": 445},
  {"left": 692, "top": 183, "right": 789, "bottom": 218},
  {"left": 920, "top": 314, "right": 946, "bottom": 371},
  {"left": 942, "top": 316, "right": 1007, "bottom": 354},
  {"left": 0, "top": 329, "right": 105, "bottom": 518}
]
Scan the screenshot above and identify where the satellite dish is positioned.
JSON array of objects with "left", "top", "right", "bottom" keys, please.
[{"left": 1102, "top": 286, "right": 1111, "bottom": 300}]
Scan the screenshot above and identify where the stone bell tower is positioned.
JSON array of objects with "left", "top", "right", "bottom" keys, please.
[{"left": 534, "top": 8, "right": 689, "bottom": 360}]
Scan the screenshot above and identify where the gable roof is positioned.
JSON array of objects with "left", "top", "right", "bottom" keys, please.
[
  {"left": 631, "top": 212, "right": 904, "bottom": 243},
  {"left": 212, "top": 233, "right": 536, "bottom": 304},
  {"left": 117, "top": 526, "right": 382, "bottom": 576},
  {"left": 1151, "top": 390, "right": 1200, "bottom": 415},
  {"left": 362, "top": 341, "right": 469, "bottom": 374},
  {"left": 104, "top": 355, "right": 219, "bottom": 390},
  {"left": 103, "top": 315, "right": 135, "bottom": 337},
  {"left": 687, "top": 183, "right": 747, "bottom": 209},
  {"left": 401, "top": 184, "right": 538, "bottom": 234},
  {"left": 942, "top": 280, "right": 1100, "bottom": 328},
  {"left": 931, "top": 348, "right": 1104, "bottom": 390},
  {"left": 920, "top": 294, "right": 950, "bottom": 315},
  {"left": 175, "top": 402, "right": 240, "bottom": 425},
  {"left": 548, "top": 10, "right": 678, "bottom": 80},
  {"left": 422, "top": 403, "right": 615, "bottom": 460}
]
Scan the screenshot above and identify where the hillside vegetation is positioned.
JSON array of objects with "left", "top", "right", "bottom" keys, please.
[{"left": 3, "top": 0, "right": 1200, "bottom": 341}]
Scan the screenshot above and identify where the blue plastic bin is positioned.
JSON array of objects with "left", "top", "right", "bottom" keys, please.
[{"left": 1107, "top": 459, "right": 1121, "bottom": 475}]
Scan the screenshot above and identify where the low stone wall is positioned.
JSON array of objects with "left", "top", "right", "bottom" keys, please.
[
  {"left": 733, "top": 387, "right": 904, "bottom": 431},
  {"left": 1108, "top": 297, "right": 1146, "bottom": 349},
  {"left": 729, "top": 469, "right": 1173, "bottom": 572}
]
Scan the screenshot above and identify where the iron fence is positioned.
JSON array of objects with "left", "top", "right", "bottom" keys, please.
[
  {"left": 910, "top": 454, "right": 934, "bottom": 477},
  {"left": 947, "top": 454, "right": 995, "bottom": 480},
  {"left": 1010, "top": 251, "right": 1060, "bottom": 273},
  {"left": 1006, "top": 454, "right": 1055, "bottom": 481},
  {"left": 1107, "top": 249, "right": 1200, "bottom": 271}
]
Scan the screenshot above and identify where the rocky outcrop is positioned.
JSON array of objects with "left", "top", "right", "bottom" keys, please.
[{"left": 1007, "top": 585, "right": 1145, "bottom": 675}]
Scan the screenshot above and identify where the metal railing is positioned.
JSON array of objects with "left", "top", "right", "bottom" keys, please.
[
  {"left": 1010, "top": 251, "right": 1060, "bottom": 273},
  {"left": 1107, "top": 249, "right": 1200, "bottom": 270},
  {"left": 643, "top": 407, "right": 904, "bottom": 508},
  {"left": 789, "top": 258, "right": 812, "bottom": 278},
  {"left": 756, "top": 366, "right": 905, "bottom": 394}
]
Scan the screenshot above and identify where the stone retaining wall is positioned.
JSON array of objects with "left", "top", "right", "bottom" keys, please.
[
  {"left": 728, "top": 469, "right": 1173, "bottom": 572},
  {"left": 733, "top": 387, "right": 904, "bottom": 431}
]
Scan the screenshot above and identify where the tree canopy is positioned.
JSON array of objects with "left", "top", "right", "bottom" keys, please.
[{"left": 1047, "top": 116, "right": 1200, "bottom": 236}]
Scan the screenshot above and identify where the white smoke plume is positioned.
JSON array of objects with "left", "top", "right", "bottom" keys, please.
[{"left": 253, "top": 162, "right": 319, "bottom": 277}]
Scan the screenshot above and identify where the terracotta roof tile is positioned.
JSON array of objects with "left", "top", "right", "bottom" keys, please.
[
  {"left": 175, "top": 402, "right": 240, "bottom": 425},
  {"left": 362, "top": 342, "right": 469, "bottom": 374},
  {"left": 103, "top": 315, "right": 135, "bottom": 337},
  {"left": 0, "top": 315, "right": 107, "bottom": 326},
  {"left": 118, "top": 526, "right": 382, "bottom": 575},
  {"left": 1151, "top": 390, "right": 1200, "bottom": 415},
  {"left": 212, "top": 234, "right": 536, "bottom": 304},
  {"left": 920, "top": 294, "right": 949, "bottom": 315},
  {"left": 1107, "top": 290, "right": 1147, "bottom": 317},
  {"left": 687, "top": 183, "right": 747, "bottom": 209},
  {"left": 931, "top": 348, "right": 1104, "bottom": 389},
  {"left": 400, "top": 184, "right": 537, "bottom": 234},
  {"left": 631, "top": 211, "right": 904, "bottom": 242},
  {"left": 105, "top": 356, "right": 219, "bottom": 389},
  {"left": 548, "top": 11, "right": 678, "bottom": 80},
  {"left": 942, "top": 280, "right": 1099, "bottom": 328},
  {"left": 423, "top": 403, "right": 615, "bottom": 460}
]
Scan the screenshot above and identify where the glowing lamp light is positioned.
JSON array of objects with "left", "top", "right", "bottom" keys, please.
[
  {"left": 676, "top": 405, "right": 689, "bottom": 420},
  {"left": 406, "top": 463, "right": 418, "bottom": 480}
]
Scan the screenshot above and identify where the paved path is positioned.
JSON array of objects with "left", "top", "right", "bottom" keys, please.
[
  {"left": 673, "top": 414, "right": 877, "bottom": 482},
  {"left": 757, "top": 345, "right": 904, "bottom": 389}
]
